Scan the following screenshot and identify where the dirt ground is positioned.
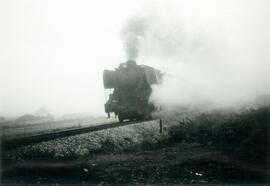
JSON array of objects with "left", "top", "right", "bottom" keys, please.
[{"left": 2, "top": 142, "right": 269, "bottom": 185}]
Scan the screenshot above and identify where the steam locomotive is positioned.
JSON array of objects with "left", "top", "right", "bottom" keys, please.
[{"left": 103, "top": 60, "right": 162, "bottom": 122}]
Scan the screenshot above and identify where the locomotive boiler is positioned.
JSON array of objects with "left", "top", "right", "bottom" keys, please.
[{"left": 103, "top": 60, "right": 162, "bottom": 122}]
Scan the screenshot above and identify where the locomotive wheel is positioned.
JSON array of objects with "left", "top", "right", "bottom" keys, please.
[
  {"left": 146, "top": 114, "right": 153, "bottom": 120},
  {"left": 118, "top": 115, "right": 124, "bottom": 122}
]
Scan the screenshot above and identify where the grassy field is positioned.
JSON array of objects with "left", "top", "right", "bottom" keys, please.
[{"left": 1, "top": 106, "right": 269, "bottom": 185}]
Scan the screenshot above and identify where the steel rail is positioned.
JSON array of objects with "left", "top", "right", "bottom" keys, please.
[{"left": 1, "top": 119, "right": 154, "bottom": 151}]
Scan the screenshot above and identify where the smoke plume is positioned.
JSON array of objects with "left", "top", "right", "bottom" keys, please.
[
  {"left": 121, "top": 1, "right": 270, "bottom": 109},
  {"left": 121, "top": 16, "right": 148, "bottom": 60}
]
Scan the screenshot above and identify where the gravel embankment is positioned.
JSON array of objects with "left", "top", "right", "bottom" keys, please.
[{"left": 3, "top": 120, "right": 165, "bottom": 161}]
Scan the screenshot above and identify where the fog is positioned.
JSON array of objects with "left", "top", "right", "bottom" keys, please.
[{"left": 0, "top": 0, "right": 269, "bottom": 117}]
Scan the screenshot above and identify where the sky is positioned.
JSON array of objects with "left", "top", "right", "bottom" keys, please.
[{"left": 0, "top": 0, "right": 269, "bottom": 117}]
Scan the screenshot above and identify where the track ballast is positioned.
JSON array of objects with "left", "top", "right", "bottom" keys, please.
[{"left": 1, "top": 119, "right": 155, "bottom": 151}]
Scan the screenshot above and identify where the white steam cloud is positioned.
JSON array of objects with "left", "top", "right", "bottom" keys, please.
[{"left": 122, "top": 0, "right": 270, "bottom": 108}]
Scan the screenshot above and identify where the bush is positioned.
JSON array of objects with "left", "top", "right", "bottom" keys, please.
[{"left": 166, "top": 106, "right": 270, "bottom": 163}]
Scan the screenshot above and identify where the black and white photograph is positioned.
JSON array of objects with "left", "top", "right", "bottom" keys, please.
[{"left": 0, "top": 0, "right": 269, "bottom": 185}]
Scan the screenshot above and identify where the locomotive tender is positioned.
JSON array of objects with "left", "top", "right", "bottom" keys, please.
[{"left": 103, "top": 60, "right": 162, "bottom": 122}]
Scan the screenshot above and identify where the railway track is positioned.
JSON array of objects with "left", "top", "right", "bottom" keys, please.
[{"left": 1, "top": 119, "right": 156, "bottom": 151}]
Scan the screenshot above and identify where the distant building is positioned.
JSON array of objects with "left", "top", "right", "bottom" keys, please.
[{"left": 16, "top": 114, "right": 54, "bottom": 124}]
